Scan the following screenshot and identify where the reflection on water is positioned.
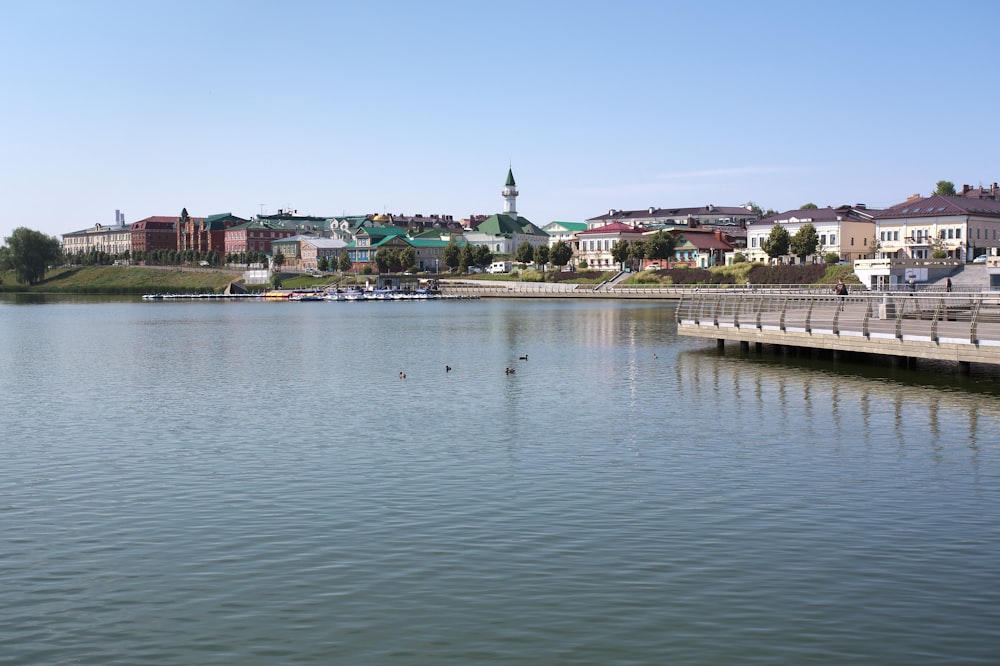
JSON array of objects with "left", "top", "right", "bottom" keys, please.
[{"left": 1, "top": 297, "right": 998, "bottom": 665}]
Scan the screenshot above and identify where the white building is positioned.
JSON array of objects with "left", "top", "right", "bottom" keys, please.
[
  {"left": 873, "top": 195, "right": 1000, "bottom": 261},
  {"left": 746, "top": 205, "right": 876, "bottom": 263}
]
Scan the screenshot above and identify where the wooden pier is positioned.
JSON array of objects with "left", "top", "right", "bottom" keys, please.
[{"left": 676, "top": 291, "right": 1000, "bottom": 371}]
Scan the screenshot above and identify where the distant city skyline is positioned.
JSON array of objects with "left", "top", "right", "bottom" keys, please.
[{"left": 3, "top": 0, "right": 999, "bottom": 241}]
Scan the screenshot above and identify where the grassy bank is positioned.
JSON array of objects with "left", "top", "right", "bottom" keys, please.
[{"left": 0, "top": 265, "right": 244, "bottom": 295}]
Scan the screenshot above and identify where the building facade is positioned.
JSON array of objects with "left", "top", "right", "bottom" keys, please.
[
  {"left": 464, "top": 168, "right": 549, "bottom": 256},
  {"left": 586, "top": 205, "right": 758, "bottom": 231},
  {"left": 223, "top": 218, "right": 296, "bottom": 256},
  {"left": 62, "top": 222, "right": 132, "bottom": 256},
  {"left": 873, "top": 195, "right": 1000, "bottom": 261},
  {"left": 746, "top": 205, "right": 877, "bottom": 263},
  {"left": 177, "top": 211, "right": 245, "bottom": 254},
  {"left": 573, "top": 222, "right": 646, "bottom": 270},
  {"left": 130, "top": 216, "right": 178, "bottom": 255}
]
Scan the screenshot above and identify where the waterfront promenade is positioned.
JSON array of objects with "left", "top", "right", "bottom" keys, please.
[{"left": 676, "top": 290, "right": 1000, "bottom": 370}]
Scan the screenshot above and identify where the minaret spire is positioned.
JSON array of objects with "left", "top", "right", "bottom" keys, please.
[{"left": 502, "top": 166, "right": 518, "bottom": 218}]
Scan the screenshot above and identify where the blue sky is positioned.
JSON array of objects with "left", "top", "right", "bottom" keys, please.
[{"left": 3, "top": 0, "right": 999, "bottom": 240}]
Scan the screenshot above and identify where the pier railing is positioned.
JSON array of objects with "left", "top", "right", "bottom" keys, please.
[{"left": 676, "top": 292, "right": 1000, "bottom": 348}]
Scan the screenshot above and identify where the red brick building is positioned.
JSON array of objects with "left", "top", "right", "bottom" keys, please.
[
  {"left": 130, "top": 216, "right": 179, "bottom": 255},
  {"left": 177, "top": 210, "right": 247, "bottom": 254}
]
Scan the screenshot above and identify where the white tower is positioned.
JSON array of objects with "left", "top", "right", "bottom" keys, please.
[{"left": 502, "top": 167, "right": 518, "bottom": 218}]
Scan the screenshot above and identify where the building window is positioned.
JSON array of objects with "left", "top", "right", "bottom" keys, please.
[
  {"left": 830, "top": 234, "right": 836, "bottom": 245},
  {"left": 894, "top": 231, "right": 899, "bottom": 241},
  {"left": 956, "top": 229, "right": 961, "bottom": 239}
]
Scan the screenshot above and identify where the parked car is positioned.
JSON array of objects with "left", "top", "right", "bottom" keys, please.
[{"left": 973, "top": 255, "right": 988, "bottom": 263}]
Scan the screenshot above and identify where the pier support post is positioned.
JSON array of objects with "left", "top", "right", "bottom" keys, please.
[
  {"left": 717, "top": 339, "right": 725, "bottom": 353},
  {"left": 959, "top": 361, "right": 971, "bottom": 375},
  {"left": 754, "top": 342, "right": 762, "bottom": 354},
  {"left": 739, "top": 341, "right": 750, "bottom": 353}
]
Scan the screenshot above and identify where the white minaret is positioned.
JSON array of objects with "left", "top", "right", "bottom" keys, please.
[{"left": 502, "top": 167, "right": 518, "bottom": 218}]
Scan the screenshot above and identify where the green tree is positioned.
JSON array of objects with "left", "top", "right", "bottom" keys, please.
[
  {"left": 2, "top": 227, "right": 62, "bottom": 285},
  {"left": 930, "top": 233, "right": 947, "bottom": 258},
  {"left": 789, "top": 223, "right": 820, "bottom": 262},
  {"left": 934, "top": 180, "right": 956, "bottom": 196},
  {"left": 399, "top": 247, "right": 416, "bottom": 272},
  {"left": 374, "top": 247, "right": 394, "bottom": 273},
  {"left": 461, "top": 242, "right": 476, "bottom": 271},
  {"left": 317, "top": 256, "right": 329, "bottom": 272},
  {"left": 550, "top": 239, "right": 573, "bottom": 268},
  {"left": 272, "top": 251, "right": 285, "bottom": 269},
  {"left": 443, "top": 239, "right": 461, "bottom": 271},
  {"left": 474, "top": 244, "right": 493, "bottom": 268},
  {"left": 610, "top": 238, "right": 630, "bottom": 268},
  {"left": 628, "top": 239, "right": 647, "bottom": 270},
  {"left": 870, "top": 234, "right": 882, "bottom": 258},
  {"left": 800, "top": 202, "right": 818, "bottom": 210},
  {"left": 762, "top": 223, "right": 790, "bottom": 260},
  {"left": 533, "top": 244, "right": 549, "bottom": 269},
  {"left": 645, "top": 230, "right": 676, "bottom": 262},
  {"left": 515, "top": 242, "right": 535, "bottom": 264},
  {"left": 338, "top": 250, "right": 352, "bottom": 272}
]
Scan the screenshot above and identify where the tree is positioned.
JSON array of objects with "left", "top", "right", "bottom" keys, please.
[
  {"left": 628, "top": 240, "right": 647, "bottom": 270},
  {"left": 533, "top": 244, "right": 549, "bottom": 269},
  {"left": 399, "top": 247, "right": 416, "bottom": 272},
  {"left": 474, "top": 244, "right": 493, "bottom": 268},
  {"left": 934, "top": 180, "right": 956, "bottom": 196},
  {"left": 789, "top": 223, "right": 820, "bottom": 262},
  {"left": 645, "top": 230, "right": 676, "bottom": 262},
  {"left": 338, "top": 250, "right": 352, "bottom": 272},
  {"left": 930, "top": 233, "right": 947, "bottom": 259},
  {"left": 272, "top": 251, "right": 285, "bottom": 269},
  {"left": 610, "top": 238, "right": 630, "bottom": 268},
  {"left": 515, "top": 242, "right": 535, "bottom": 264},
  {"left": 550, "top": 239, "right": 573, "bottom": 268},
  {"left": 461, "top": 242, "right": 476, "bottom": 271},
  {"left": 317, "top": 256, "right": 329, "bottom": 272},
  {"left": 374, "top": 247, "right": 394, "bottom": 273},
  {"left": 443, "top": 239, "right": 461, "bottom": 271},
  {"left": 2, "top": 227, "right": 62, "bottom": 285},
  {"left": 800, "top": 202, "right": 818, "bottom": 210},
  {"left": 870, "top": 234, "right": 882, "bottom": 258},
  {"left": 762, "top": 223, "right": 790, "bottom": 261}
]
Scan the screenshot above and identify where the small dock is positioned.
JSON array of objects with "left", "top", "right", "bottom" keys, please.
[{"left": 676, "top": 290, "right": 1000, "bottom": 371}]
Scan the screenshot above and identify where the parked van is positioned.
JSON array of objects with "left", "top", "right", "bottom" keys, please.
[{"left": 487, "top": 261, "right": 513, "bottom": 274}]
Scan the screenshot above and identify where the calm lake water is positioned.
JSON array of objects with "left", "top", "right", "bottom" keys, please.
[{"left": 1, "top": 295, "right": 999, "bottom": 665}]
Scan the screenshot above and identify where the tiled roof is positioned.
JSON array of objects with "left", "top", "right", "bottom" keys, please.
[
  {"left": 544, "top": 221, "right": 588, "bottom": 232},
  {"left": 587, "top": 205, "right": 754, "bottom": 222},
  {"left": 875, "top": 195, "right": 1000, "bottom": 220},
  {"left": 474, "top": 214, "right": 547, "bottom": 236},
  {"left": 676, "top": 232, "right": 733, "bottom": 251},
  {"left": 358, "top": 226, "right": 408, "bottom": 240},
  {"left": 578, "top": 222, "right": 645, "bottom": 235},
  {"left": 757, "top": 205, "right": 877, "bottom": 227}
]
